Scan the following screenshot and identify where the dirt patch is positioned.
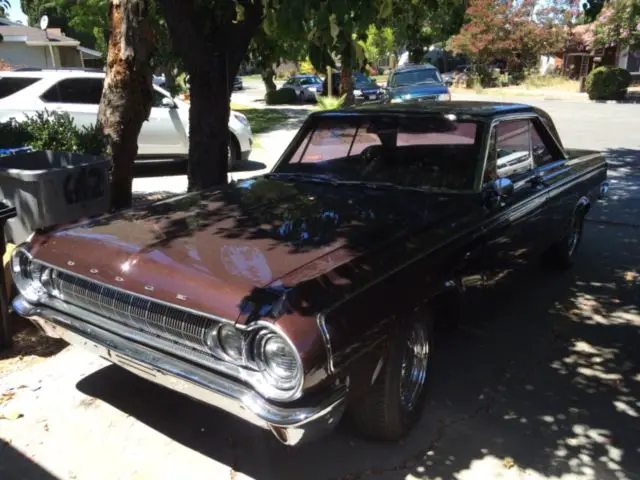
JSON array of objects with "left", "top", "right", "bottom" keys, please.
[{"left": 0, "top": 313, "right": 67, "bottom": 376}]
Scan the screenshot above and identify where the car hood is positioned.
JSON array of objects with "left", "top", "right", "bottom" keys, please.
[
  {"left": 31, "top": 177, "right": 461, "bottom": 323},
  {"left": 389, "top": 83, "right": 449, "bottom": 98}
]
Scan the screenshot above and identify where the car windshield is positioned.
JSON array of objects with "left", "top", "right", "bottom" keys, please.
[
  {"left": 273, "top": 115, "right": 483, "bottom": 192},
  {"left": 298, "top": 76, "right": 320, "bottom": 85},
  {"left": 354, "top": 73, "right": 375, "bottom": 85},
  {"left": 391, "top": 68, "right": 442, "bottom": 87}
]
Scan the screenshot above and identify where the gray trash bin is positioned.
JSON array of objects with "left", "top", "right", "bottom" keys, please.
[{"left": 0, "top": 150, "right": 112, "bottom": 245}]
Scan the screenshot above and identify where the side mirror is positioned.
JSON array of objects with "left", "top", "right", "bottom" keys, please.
[
  {"left": 489, "top": 178, "right": 514, "bottom": 198},
  {"left": 162, "top": 97, "right": 176, "bottom": 108}
]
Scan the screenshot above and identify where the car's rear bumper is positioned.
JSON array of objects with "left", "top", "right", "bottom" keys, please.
[{"left": 12, "top": 296, "right": 347, "bottom": 446}]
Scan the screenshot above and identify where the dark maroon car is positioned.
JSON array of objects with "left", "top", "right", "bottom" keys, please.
[{"left": 12, "top": 101, "right": 608, "bottom": 446}]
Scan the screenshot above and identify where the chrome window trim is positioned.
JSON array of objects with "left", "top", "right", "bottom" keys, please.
[{"left": 478, "top": 112, "right": 569, "bottom": 191}]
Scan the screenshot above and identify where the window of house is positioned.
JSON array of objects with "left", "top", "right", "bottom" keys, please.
[
  {"left": 41, "top": 78, "right": 104, "bottom": 104},
  {"left": 0, "top": 77, "right": 41, "bottom": 99}
]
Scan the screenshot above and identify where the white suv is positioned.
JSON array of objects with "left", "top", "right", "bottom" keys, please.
[{"left": 0, "top": 69, "right": 253, "bottom": 166}]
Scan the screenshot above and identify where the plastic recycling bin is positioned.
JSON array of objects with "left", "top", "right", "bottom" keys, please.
[
  {"left": 0, "top": 201, "right": 17, "bottom": 349},
  {"left": 0, "top": 150, "right": 112, "bottom": 245}
]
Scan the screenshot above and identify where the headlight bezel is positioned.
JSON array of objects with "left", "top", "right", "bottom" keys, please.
[
  {"left": 10, "top": 244, "right": 49, "bottom": 304},
  {"left": 253, "top": 327, "right": 303, "bottom": 394}
]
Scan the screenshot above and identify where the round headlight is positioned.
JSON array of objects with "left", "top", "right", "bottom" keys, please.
[
  {"left": 10, "top": 247, "right": 46, "bottom": 303},
  {"left": 255, "top": 331, "right": 302, "bottom": 392},
  {"left": 217, "top": 324, "right": 244, "bottom": 361}
]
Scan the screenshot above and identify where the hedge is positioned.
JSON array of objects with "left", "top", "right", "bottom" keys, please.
[
  {"left": 585, "top": 66, "right": 632, "bottom": 101},
  {"left": 265, "top": 88, "right": 299, "bottom": 105}
]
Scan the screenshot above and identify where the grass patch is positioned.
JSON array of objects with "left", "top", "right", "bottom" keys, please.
[
  {"left": 520, "top": 75, "right": 579, "bottom": 92},
  {"left": 240, "top": 74, "right": 262, "bottom": 81},
  {"left": 230, "top": 102, "right": 289, "bottom": 134}
]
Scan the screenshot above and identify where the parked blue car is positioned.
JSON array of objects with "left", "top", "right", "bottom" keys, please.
[{"left": 384, "top": 64, "right": 451, "bottom": 103}]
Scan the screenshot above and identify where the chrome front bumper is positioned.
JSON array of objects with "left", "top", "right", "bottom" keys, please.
[{"left": 13, "top": 296, "right": 347, "bottom": 446}]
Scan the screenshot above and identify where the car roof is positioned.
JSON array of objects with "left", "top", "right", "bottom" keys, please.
[
  {"left": 311, "top": 100, "right": 536, "bottom": 119},
  {"left": 392, "top": 63, "right": 438, "bottom": 73},
  {"left": 0, "top": 69, "right": 106, "bottom": 79}
]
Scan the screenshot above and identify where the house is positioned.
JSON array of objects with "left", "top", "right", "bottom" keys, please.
[
  {"left": 0, "top": 18, "right": 102, "bottom": 69},
  {"left": 556, "top": 23, "right": 640, "bottom": 85}
]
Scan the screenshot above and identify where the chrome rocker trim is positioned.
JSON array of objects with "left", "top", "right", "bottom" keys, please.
[{"left": 13, "top": 295, "right": 347, "bottom": 446}]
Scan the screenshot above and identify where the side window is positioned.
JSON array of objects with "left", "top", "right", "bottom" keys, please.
[
  {"left": 484, "top": 119, "right": 533, "bottom": 182},
  {"left": 531, "top": 121, "right": 555, "bottom": 166},
  {"left": 41, "top": 78, "right": 104, "bottom": 104},
  {"left": 0, "top": 77, "right": 42, "bottom": 99}
]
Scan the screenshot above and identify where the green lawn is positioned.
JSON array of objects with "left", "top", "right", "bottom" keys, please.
[{"left": 230, "top": 103, "right": 289, "bottom": 134}]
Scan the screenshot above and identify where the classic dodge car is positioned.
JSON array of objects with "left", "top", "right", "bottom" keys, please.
[{"left": 12, "top": 101, "right": 608, "bottom": 446}]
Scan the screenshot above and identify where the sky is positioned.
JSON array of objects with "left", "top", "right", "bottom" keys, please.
[{"left": 4, "top": 0, "right": 29, "bottom": 25}]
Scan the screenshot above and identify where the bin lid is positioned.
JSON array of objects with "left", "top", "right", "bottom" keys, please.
[{"left": 0, "top": 201, "right": 16, "bottom": 222}]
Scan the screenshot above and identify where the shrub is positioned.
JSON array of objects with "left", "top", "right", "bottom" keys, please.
[
  {"left": 298, "top": 58, "right": 316, "bottom": 74},
  {"left": 0, "top": 110, "right": 109, "bottom": 155},
  {"left": 585, "top": 66, "right": 632, "bottom": 101},
  {"left": 265, "top": 88, "right": 299, "bottom": 105},
  {"left": 314, "top": 95, "right": 346, "bottom": 111}
]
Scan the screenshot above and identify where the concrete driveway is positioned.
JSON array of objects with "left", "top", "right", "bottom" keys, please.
[{"left": 1, "top": 99, "right": 639, "bottom": 480}]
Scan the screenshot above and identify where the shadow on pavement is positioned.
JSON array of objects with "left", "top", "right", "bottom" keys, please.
[
  {"left": 231, "top": 160, "right": 267, "bottom": 173},
  {"left": 76, "top": 218, "right": 640, "bottom": 480},
  {"left": 0, "top": 442, "right": 60, "bottom": 480},
  {"left": 595, "top": 149, "right": 640, "bottom": 227}
]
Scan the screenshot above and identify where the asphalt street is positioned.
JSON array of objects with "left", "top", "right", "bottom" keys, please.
[{"left": 2, "top": 94, "right": 639, "bottom": 480}]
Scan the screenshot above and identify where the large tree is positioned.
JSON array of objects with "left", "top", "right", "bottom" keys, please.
[
  {"left": 450, "top": 0, "right": 576, "bottom": 70},
  {"left": 157, "top": 0, "right": 264, "bottom": 191},
  {"left": 592, "top": 0, "right": 640, "bottom": 50},
  {"left": 20, "top": 0, "right": 101, "bottom": 48},
  {"left": 99, "top": 0, "right": 155, "bottom": 209},
  {"left": 247, "top": 25, "right": 307, "bottom": 94}
]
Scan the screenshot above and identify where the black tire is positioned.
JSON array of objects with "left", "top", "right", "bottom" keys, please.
[
  {"left": 542, "top": 208, "right": 585, "bottom": 270},
  {"left": 348, "top": 315, "right": 434, "bottom": 441},
  {"left": 228, "top": 134, "right": 240, "bottom": 171}
]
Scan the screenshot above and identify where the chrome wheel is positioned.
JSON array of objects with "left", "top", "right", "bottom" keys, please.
[
  {"left": 399, "top": 321, "right": 430, "bottom": 411},
  {"left": 567, "top": 215, "right": 582, "bottom": 257}
]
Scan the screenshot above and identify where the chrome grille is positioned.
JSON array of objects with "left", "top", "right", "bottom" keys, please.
[{"left": 49, "top": 269, "right": 218, "bottom": 353}]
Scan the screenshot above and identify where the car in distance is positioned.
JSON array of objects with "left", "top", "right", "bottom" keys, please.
[
  {"left": 321, "top": 71, "right": 384, "bottom": 102},
  {"left": 384, "top": 63, "right": 451, "bottom": 103},
  {"left": 0, "top": 69, "right": 252, "bottom": 167},
  {"left": 281, "top": 74, "right": 323, "bottom": 102},
  {"left": 233, "top": 76, "right": 244, "bottom": 91},
  {"left": 12, "top": 101, "right": 608, "bottom": 446}
]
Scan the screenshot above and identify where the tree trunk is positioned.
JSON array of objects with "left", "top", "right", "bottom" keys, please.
[
  {"left": 187, "top": 60, "right": 229, "bottom": 190},
  {"left": 340, "top": 44, "right": 354, "bottom": 106},
  {"left": 157, "top": 0, "right": 263, "bottom": 192},
  {"left": 409, "top": 46, "right": 423, "bottom": 64},
  {"left": 99, "top": 0, "right": 154, "bottom": 211},
  {"left": 262, "top": 67, "right": 277, "bottom": 93}
]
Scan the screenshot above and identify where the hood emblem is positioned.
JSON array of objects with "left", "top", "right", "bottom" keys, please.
[
  {"left": 90, "top": 268, "right": 99, "bottom": 274},
  {"left": 67, "top": 261, "right": 75, "bottom": 266},
  {"left": 115, "top": 276, "right": 124, "bottom": 282},
  {"left": 176, "top": 294, "right": 187, "bottom": 301},
  {"left": 144, "top": 285, "right": 155, "bottom": 292}
]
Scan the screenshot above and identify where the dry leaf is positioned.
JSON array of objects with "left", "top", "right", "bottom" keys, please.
[
  {"left": 0, "top": 410, "right": 23, "bottom": 420},
  {"left": 623, "top": 271, "right": 638, "bottom": 282},
  {"left": 503, "top": 457, "right": 515, "bottom": 469},
  {"left": 0, "top": 392, "right": 15, "bottom": 404}
]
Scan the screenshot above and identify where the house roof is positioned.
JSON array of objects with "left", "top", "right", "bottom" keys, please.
[{"left": 0, "top": 18, "right": 80, "bottom": 47}]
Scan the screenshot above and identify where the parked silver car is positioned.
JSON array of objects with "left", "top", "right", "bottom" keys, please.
[{"left": 281, "top": 74, "right": 323, "bottom": 102}]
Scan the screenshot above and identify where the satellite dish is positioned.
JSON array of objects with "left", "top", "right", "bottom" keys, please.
[{"left": 39, "top": 15, "right": 49, "bottom": 31}]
